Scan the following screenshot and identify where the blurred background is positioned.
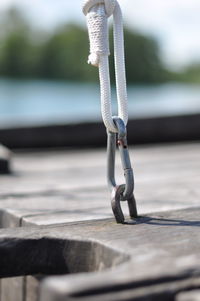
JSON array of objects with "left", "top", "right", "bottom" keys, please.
[{"left": 0, "top": 0, "right": 200, "bottom": 145}]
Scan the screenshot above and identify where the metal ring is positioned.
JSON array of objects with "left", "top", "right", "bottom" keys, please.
[{"left": 111, "top": 185, "right": 137, "bottom": 223}]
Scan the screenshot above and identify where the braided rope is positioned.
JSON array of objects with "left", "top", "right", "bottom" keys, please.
[{"left": 83, "top": 0, "right": 128, "bottom": 133}]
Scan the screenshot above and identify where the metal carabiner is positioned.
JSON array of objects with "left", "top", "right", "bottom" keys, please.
[{"left": 107, "top": 117, "right": 137, "bottom": 223}]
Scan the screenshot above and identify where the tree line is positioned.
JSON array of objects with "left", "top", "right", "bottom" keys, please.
[{"left": 0, "top": 8, "right": 197, "bottom": 83}]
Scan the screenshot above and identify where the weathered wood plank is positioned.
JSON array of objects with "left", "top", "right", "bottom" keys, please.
[
  {"left": 176, "top": 290, "right": 200, "bottom": 301},
  {"left": 26, "top": 276, "right": 40, "bottom": 301},
  {"left": 1, "top": 277, "right": 24, "bottom": 301},
  {"left": 0, "top": 208, "right": 199, "bottom": 300},
  {"left": 0, "top": 143, "right": 199, "bottom": 227}
]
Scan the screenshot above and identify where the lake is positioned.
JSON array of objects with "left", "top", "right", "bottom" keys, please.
[{"left": 0, "top": 78, "right": 200, "bottom": 128}]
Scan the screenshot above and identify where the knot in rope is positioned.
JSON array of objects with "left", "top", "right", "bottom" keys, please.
[
  {"left": 82, "top": 0, "right": 116, "bottom": 67},
  {"left": 83, "top": 0, "right": 128, "bottom": 133},
  {"left": 83, "top": 0, "right": 116, "bottom": 17}
]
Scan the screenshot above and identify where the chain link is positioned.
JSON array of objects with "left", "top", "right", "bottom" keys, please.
[{"left": 107, "top": 117, "right": 137, "bottom": 223}]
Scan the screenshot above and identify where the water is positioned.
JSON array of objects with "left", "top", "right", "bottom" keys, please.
[{"left": 0, "top": 78, "right": 200, "bottom": 128}]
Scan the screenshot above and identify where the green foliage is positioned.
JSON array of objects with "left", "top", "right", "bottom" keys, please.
[
  {"left": 180, "top": 64, "right": 200, "bottom": 83},
  {"left": 109, "top": 28, "right": 168, "bottom": 83},
  {"left": 36, "top": 24, "right": 97, "bottom": 81},
  {"left": 0, "top": 8, "right": 173, "bottom": 83}
]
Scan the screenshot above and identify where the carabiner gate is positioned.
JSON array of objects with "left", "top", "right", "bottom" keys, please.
[{"left": 107, "top": 117, "right": 137, "bottom": 223}]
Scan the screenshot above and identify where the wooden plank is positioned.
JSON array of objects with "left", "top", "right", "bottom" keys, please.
[
  {"left": 176, "top": 290, "right": 200, "bottom": 301},
  {"left": 0, "top": 207, "right": 26, "bottom": 301},
  {"left": 0, "top": 208, "right": 199, "bottom": 300},
  {"left": 0, "top": 142, "right": 199, "bottom": 225},
  {"left": 26, "top": 276, "right": 41, "bottom": 301},
  {"left": 1, "top": 278, "right": 24, "bottom": 301}
]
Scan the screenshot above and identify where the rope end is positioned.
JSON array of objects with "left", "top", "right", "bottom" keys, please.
[{"left": 88, "top": 53, "right": 99, "bottom": 67}]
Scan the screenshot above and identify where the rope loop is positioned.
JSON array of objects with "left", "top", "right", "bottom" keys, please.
[
  {"left": 83, "top": 0, "right": 137, "bottom": 223},
  {"left": 83, "top": 0, "right": 128, "bottom": 133}
]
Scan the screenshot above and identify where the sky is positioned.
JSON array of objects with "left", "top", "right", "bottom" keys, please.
[{"left": 0, "top": 0, "right": 200, "bottom": 70}]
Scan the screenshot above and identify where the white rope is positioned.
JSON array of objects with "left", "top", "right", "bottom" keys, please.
[{"left": 83, "top": 0, "right": 128, "bottom": 133}]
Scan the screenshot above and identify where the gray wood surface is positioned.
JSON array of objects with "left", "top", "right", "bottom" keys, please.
[
  {"left": 0, "top": 208, "right": 199, "bottom": 300},
  {"left": 1, "top": 277, "right": 24, "bottom": 301},
  {"left": 1, "top": 142, "right": 200, "bottom": 226},
  {"left": 0, "top": 142, "right": 200, "bottom": 300},
  {"left": 176, "top": 290, "right": 200, "bottom": 301}
]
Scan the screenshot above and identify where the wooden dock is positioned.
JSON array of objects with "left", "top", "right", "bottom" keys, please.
[{"left": 0, "top": 142, "right": 200, "bottom": 300}]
